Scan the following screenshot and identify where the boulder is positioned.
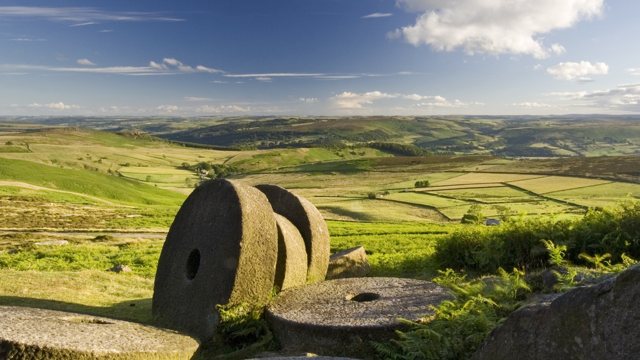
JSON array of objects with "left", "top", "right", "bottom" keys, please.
[
  {"left": 109, "top": 264, "right": 132, "bottom": 273},
  {"left": 326, "top": 246, "right": 370, "bottom": 280},
  {"left": 153, "top": 179, "right": 278, "bottom": 341},
  {"left": 473, "top": 264, "right": 640, "bottom": 360}
]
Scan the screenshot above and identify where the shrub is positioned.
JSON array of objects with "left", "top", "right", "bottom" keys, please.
[
  {"left": 461, "top": 205, "right": 484, "bottom": 224},
  {"left": 436, "top": 202, "right": 640, "bottom": 273},
  {"left": 415, "top": 180, "right": 430, "bottom": 188}
]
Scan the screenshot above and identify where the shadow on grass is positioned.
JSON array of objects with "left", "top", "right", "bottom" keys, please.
[
  {"left": 319, "top": 206, "right": 377, "bottom": 222},
  {"left": 0, "top": 296, "right": 153, "bottom": 324}
]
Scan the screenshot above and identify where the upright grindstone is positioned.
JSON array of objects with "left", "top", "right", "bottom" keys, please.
[
  {"left": 274, "top": 214, "right": 308, "bottom": 291},
  {"left": 256, "top": 185, "right": 330, "bottom": 284},
  {"left": 153, "top": 179, "right": 278, "bottom": 341},
  {"left": 0, "top": 306, "right": 199, "bottom": 360}
]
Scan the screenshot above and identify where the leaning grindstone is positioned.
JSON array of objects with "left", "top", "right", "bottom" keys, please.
[
  {"left": 274, "top": 214, "right": 308, "bottom": 291},
  {"left": 256, "top": 184, "right": 330, "bottom": 284},
  {"left": 326, "top": 246, "right": 370, "bottom": 280},
  {"left": 266, "top": 277, "right": 452, "bottom": 357},
  {"left": 153, "top": 179, "right": 278, "bottom": 341},
  {"left": 0, "top": 306, "right": 198, "bottom": 359}
]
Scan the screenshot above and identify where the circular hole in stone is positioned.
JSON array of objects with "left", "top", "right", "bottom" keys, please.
[
  {"left": 349, "top": 292, "right": 380, "bottom": 302},
  {"left": 185, "top": 249, "right": 201, "bottom": 280}
]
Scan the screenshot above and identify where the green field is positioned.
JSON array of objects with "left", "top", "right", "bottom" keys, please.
[{"left": 1, "top": 124, "right": 640, "bottom": 359}]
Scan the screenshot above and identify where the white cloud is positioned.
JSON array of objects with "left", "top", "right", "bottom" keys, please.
[
  {"left": 394, "top": 0, "right": 603, "bottom": 58},
  {"left": 196, "top": 65, "right": 221, "bottom": 73},
  {"left": 331, "top": 90, "right": 479, "bottom": 110},
  {"left": 299, "top": 97, "right": 319, "bottom": 104},
  {"left": 332, "top": 91, "right": 396, "bottom": 109},
  {"left": 0, "top": 6, "right": 183, "bottom": 23},
  {"left": 1, "top": 58, "right": 222, "bottom": 76},
  {"left": 76, "top": 58, "right": 95, "bottom": 66},
  {"left": 546, "top": 61, "right": 608, "bottom": 81},
  {"left": 362, "top": 12, "right": 392, "bottom": 19},
  {"left": 157, "top": 104, "right": 179, "bottom": 113},
  {"left": 196, "top": 105, "right": 251, "bottom": 114},
  {"left": 184, "top": 96, "right": 212, "bottom": 102},
  {"left": 550, "top": 84, "right": 640, "bottom": 111},
  {"left": 224, "top": 72, "right": 323, "bottom": 78},
  {"left": 512, "top": 102, "right": 553, "bottom": 108},
  {"left": 28, "top": 102, "right": 79, "bottom": 110},
  {"left": 10, "top": 37, "right": 45, "bottom": 42},
  {"left": 628, "top": 68, "right": 640, "bottom": 76},
  {"left": 69, "top": 21, "right": 96, "bottom": 27},
  {"left": 256, "top": 76, "right": 272, "bottom": 82},
  {"left": 550, "top": 43, "right": 567, "bottom": 55}
]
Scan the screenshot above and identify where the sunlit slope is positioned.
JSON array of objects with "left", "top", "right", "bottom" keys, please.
[{"left": 0, "top": 157, "right": 184, "bottom": 206}]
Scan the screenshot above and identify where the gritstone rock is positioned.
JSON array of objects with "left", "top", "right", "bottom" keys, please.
[
  {"left": 0, "top": 306, "right": 198, "bottom": 360},
  {"left": 326, "top": 246, "right": 370, "bottom": 280},
  {"left": 266, "top": 277, "right": 452, "bottom": 357},
  {"left": 472, "top": 264, "right": 640, "bottom": 360},
  {"left": 153, "top": 179, "right": 278, "bottom": 341},
  {"left": 256, "top": 184, "right": 330, "bottom": 284},
  {"left": 274, "top": 214, "right": 308, "bottom": 291},
  {"left": 109, "top": 264, "right": 132, "bottom": 273}
]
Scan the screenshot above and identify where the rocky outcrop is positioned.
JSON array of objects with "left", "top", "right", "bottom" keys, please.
[
  {"left": 473, "top": 264, "right": 640, "bottom": 360},
  {"left": 326, "top": 246, "right": 370, "bottom": 280}
]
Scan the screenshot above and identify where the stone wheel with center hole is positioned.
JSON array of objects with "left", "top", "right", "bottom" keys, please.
[
  {"left": 266, "top": 277, "right": 453, "bottom": 357},
  {"left": 0, "top": 306, "right": 199, "bottom": 359},
  {"left": 153, "top": 179, "right": 278, "bottom": 341}
]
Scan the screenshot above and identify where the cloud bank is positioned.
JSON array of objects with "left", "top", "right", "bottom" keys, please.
[{"left": 393, "top": 0, "right": 603, "bottom": 58}]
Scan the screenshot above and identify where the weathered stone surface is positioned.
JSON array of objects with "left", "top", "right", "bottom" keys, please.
[
  {"left": 266, "top": 277, "right": 452, "bottom": 357},
  {"left": 249, "top": 356, "right": 358, "bottom": 359},
  {"left": 0, "top": 306, "right": 198, "bottom": 359},
  {"left": 256, "top": 184, "right": 330, "bottom": 284},
  {"left": 274, "top": 214, "right": 308, "bottom": 291},
  {"left": 473, "top": 264, "right": 640, "bottom": 360},
  {"left": 153, "top": 179, "right": 278, "bottom": 341},
  {"left": 326, "top": 246, "right": 370, "bottom": 280}
]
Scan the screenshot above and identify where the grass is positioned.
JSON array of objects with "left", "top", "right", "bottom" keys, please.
[
  {"left": 433, "top": 172, "right": 541, "bottom": 186},
  {"left": 0, "top": 157, "right": 184, "bottom": 206},
  {"left": 509, "top": 176, "right": 610, "bottom": 194},
  {"left": 0, "top": 270, "right": 153, "bottom": 323}
]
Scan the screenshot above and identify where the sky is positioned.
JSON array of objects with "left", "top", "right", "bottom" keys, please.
[{"left": 1, "top": 0, "right": 640, "bottom": 116}]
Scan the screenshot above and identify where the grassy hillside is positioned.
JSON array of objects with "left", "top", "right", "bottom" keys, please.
[{"left": 0, "top": 157, "right": 184, "bottom": 206}]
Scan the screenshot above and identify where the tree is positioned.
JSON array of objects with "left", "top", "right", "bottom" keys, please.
[{"left": 461, "top": 205, "right": 484, "bottom": 224}]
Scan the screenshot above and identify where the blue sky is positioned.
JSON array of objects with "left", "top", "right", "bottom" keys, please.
[{"left": 1, "top": 0, "right": 639, "bottom": 116}]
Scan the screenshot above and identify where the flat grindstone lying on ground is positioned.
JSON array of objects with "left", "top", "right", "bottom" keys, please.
[
  {"left": 256, "top": 184, "right": 330, "bottom": 284},
  {"left": 274, "top": 214, "right": 308, "bottom": 290},
  {"left": 266, "top": 277, "right": 452, "bottom": 357},
  {"left": 153, "top": 179, "right": 278, "bottom": 340},
  {"left": 0, "top": 306, "right": 198, "bottom": 359}
]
